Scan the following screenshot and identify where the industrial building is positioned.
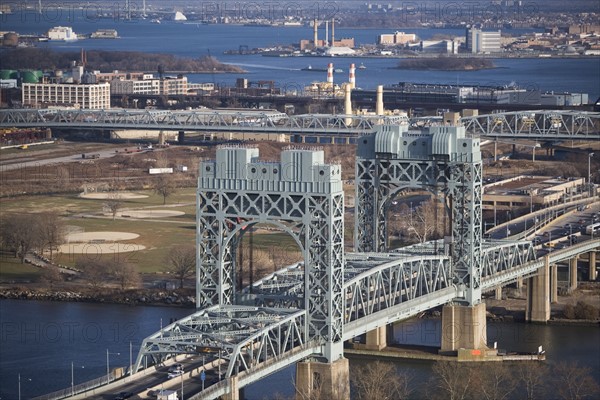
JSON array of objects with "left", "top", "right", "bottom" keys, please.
[
  {"left": 482, "top": 176, "right": 586, "bottom": 212},
  {"left": 22, "top": 82, "right": 111, "bottom": 109},
  {"left": 110, "top": 74, "right": 188, "bottom": 96},
  {"left": 377, "top": 31, "right": 417, "bottom": 45},
  {"left": 466, "top": 27, "right": 502, "bottom": 53},
  {"left": 47, "top": 26, "right": 78, "bottom": 41}
]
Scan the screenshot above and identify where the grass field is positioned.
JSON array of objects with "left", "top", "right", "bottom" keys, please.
[{"left": 0, "top": 187, "right": 306, "bottom": 280}]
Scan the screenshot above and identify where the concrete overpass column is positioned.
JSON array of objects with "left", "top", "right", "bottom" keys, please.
[
  {"left": 526, "top": 256, "right": 550, "bottom": 322},
  {"left": 569, "top": 256, "right": 578, "bottom": 292},
  {"left": 516, "top": 276, "right": 524, "bottom": 289},
  {"left": 551, "top": 264, "right": 558, "bottom": 304},
  {"left": 222, "top": 375, "right": 240, "bottom": 400},
  {"left": 589, "top": 252, "right": 597, "bottom": 281},
  {"left": 295, "top": 358, "right": 350, "bottom": 400},
  {"left": 178, "top": 130, "right": 185, "bottom": 144},
  {"left": 365, "top": 326, "right": 387, "bottom": 351},
  {"left": 45, "top": 128, "right": 52, "bottom": 139},
  {"left": 495, "top": 286, "right": 502, "bottom": 300},
  {"left": 440, "top": 303, "right": 487, "bottom": 352}
]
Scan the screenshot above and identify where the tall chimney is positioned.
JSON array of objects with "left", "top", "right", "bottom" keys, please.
[
  {"left": 331, "top": 18, "right": 335, "bottom": 47},
  {"left": 349, "top": 63, "right": 356, "bottom": 89},
  {"left": 325, "top": 20, "right": 329, "bottom": 47},
  {"left": 376, "top": 85, "right": 384, "bottom": 116},
  {"left": 344, "top": 84, "right": 353, "bottom": 126},
  {"left": 313, "top": 18, "right": 318, "bottom": 48},
  {"left": 327, "top": 63, "right": 334, "bottom": 84}
]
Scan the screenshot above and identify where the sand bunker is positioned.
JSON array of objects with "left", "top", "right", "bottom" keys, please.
[
  {"left": 79, "top": 192, "right": 148, "bottom": 199},
  {"left": 119, "top": 210, "right": 185, "bottom": 218},
  {"left": 66, "top": 232, "right": 139, "bottom": 242},
  {"left": 58, "top": 242, "right": 145, "bottom": 254}
]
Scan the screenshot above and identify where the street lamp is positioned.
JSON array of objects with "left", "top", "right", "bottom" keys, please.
[
  {"left": 588, "top": 153, "right": 595, "bottom": 196},
  {"left": 106, "top": 349, "right": 120, "bottom": 384}
]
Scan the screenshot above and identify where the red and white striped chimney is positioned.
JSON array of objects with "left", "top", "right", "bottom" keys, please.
[
  {"left": 327, "top": 63, "right": 334, "bottom": 84},
  {"left": 349, "top": 63, "right": 356, "bottom": 89}
]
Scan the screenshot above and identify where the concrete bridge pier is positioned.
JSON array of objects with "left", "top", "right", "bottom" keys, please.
[
  {"left": 569, "top": 255, "right": 579, "bottom": 292},
  {"left": 440, "top": 303, "right": 487, "bottom": 352},
  {"left": 526, "top": 256, "right": 550, "bottom": 322},
  {"left": 364, "top": 326, "right": 387, "bottom": 351},
  {"left": 222, "top": 376, "right": 242, "bottom": 400},
  {"left": 178, "top": 130, "right": 185, "bottom": 144},
  {"left": 495, "top": 286, "right": 503, "bottom": 300},
  {"left": 551, "top": 264, "right": 558, "bottom": 304},
  {"left": 295, "top": 358, "right": 350, "bottom": 400},
  {"left": 589, "top": 252, "right": 597, "bottom": 281}
]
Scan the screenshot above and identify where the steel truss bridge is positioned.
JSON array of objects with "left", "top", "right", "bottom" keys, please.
[
  {"left": 128, "top": 123, "right": 600, "bottom": 400},
  {"left": 460, "top": 110, "right": 600, "bottom": 140},
  {"left": 1, "top": 108, "right": 599, "bottom": 140}
]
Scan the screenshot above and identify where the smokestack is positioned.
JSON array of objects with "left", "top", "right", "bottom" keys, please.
[
  {"left": 313, "top": 18, "right": 318, "bottom": 48},
  {"left": 349, "top": 63, "right": 356, "bottom": 89},
  {"left": 331, "top": 19, "right": 335, "bottom": 47},
  {"left": 345, "top": 84, "right": 353, "bottom": 126},
  {"left": 325, "top": 20, "right": 329, "bottom": 47},
  {"left": 327, "top": 63, "right": 334, "bottom": 84},
  {"left": 376, "top": 85, "right": 384, "bottom": 116}
]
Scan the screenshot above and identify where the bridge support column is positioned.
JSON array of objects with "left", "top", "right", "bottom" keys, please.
[
  {"left": 365, "top": 326, "right": 387, "bottom": 351},
  {"left": 494, "top": 286, "right": 502, "bottom": 300},
  {"left": 178, "top": 130, "right": 185, "bottom": 144},
  {"left": 440, "top": 303, "right": 487, "bottom": 352},
  {"left": 569, "top": 256, "right": 578, "bottom": 292},
  {"left": 589, "top": 252, "right": 597, "bottom": 281},
  {"left": 295, "top": 358, "right": 349, "bottom": 400},
  {"left": 551, "top": 264, "right": 558, "bottom": 304},
  {"left": 526, "top": 256, "right": 550, "bottom": 322},
  {"left": 222, "top": 375, "right": 241, "bottom": 400},
  {"left": 516, "top": 276, "right": 524, "bottom": 289}
]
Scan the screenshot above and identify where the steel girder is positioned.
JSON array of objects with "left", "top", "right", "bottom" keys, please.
[
  {"left": 481, "top": 239, "right": 600, "bottom": 290},
  {"left": 461, "top": 110, "right": 600, "bottom": 140},
  {"left": 355, "top": 156, "right": 483, "bottom": 305},
  {"left": 0, "top": 108, "right": 403, "bottom": 135},
  {"left": 197, "top": 147, "right": 345, "bottom": 361},
  {"left": 343, "top": 255, "right": 451, "bottom": 324},
  {"left": 480, "top": 240, "right": 536, "bottom": 278},
  {"left": 133, "top": 306, "right": 310, "bottom": 376}
]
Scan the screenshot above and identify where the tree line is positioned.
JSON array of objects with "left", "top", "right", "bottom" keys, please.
[{"left": 0, "top": 48, "right": 245, "bottom": 73}]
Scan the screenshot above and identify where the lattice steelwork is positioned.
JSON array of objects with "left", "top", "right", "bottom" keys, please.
[
  {"left": 355, "top": 125, "right": 483, "bottom": 305},
  {"left": 196, "top": 146, "right": 345, "bottom": 361},
  {"left": 0, "top": 108, "right": 404, "bottom": 136},
  {"left": 461, "top": 110, "right": 600, "bottom": 140}
]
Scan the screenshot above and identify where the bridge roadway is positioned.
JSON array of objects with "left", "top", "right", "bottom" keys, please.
[
  {"left": 1, "top": 109, "right": 599, "bottom": 140},
  {"left": 105, "top": 240, "right": 599, "bottom": 399},
  {"left": 46, "top": 236, "right": 599, "bottom": 400}
]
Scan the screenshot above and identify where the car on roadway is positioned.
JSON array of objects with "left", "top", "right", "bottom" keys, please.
[
  {"left": 168, "top": 363, "right": 183, "bottom": 373},
  {"left": 168, "top": 369, "right": 184, "bottom": 379},
  {"left": 114, "top": 392, "right": 134, "bottom": 400},
  {"left": 543, "top": 242, "right": 556, "bottom": 248}
]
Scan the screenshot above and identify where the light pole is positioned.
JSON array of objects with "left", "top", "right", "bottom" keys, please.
[
  {"left": 588, "top": 153, "right": 595, "bottom": 196},
  {"left": 71, "top": 362, "right": 84, "bottom": 396},
  {"left": 107, "top": 349, "right": 120, "bottom": 384}
]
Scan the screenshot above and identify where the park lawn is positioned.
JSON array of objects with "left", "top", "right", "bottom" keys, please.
[{"left": 0, "top": 256, "right": 43, "bottom": 282}]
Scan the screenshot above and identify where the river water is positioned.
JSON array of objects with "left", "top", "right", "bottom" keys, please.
[
  {"left": 1, "top": 14, "right": 599, "bottom": 100},
  {"left": 0, "top": 299, "right": 598, "bottom": 399}
]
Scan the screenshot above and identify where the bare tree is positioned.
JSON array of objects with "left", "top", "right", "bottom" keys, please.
[
  {"left": 38, "top": 212, "right": 65, "bottom": 260},
  {"left": 393, "top": 198, "right": 446, "bottom": 244},
  {"left": 164, "top": 245, "right": 196, "bottom": 288},
  {"left": 78, "top": 259, "right": 111, "bottom": 290},
  {"left": 153, "top": 174, "right": 177, "bottom": 204},
  {"left": 516, "top": 362, "right": 548, "bottom": 400},
  {"left": 552, "top": 361, "right": 600, "bottom": 400},
  {"left": 110, "top": 260, "right": 141, "bottom": 290},
  {"left": 0, "top": 214, "right": 42, "bottom": 263},
  {"left": 104, "top": 192, "right": 123, "bottom": 220},
  {"left": 351, "top": 360, "right": 412, "bottom": 400},
  {"left": 428, "top": 361, "right": 473, "bottom": 400},
  {"left": 39, "top": 265, "right": 63, "bottom": 288},
  {"left": 471, "top": 363, "right": 515, "bottom": 400}
]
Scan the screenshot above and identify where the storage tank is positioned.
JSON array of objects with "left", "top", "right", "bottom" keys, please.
[
  {"left": 21, "top": 70, "right": 43, "bottom": 83},
  {"left": 0, "top": 70, "right": 17, "bottom": 80}
]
